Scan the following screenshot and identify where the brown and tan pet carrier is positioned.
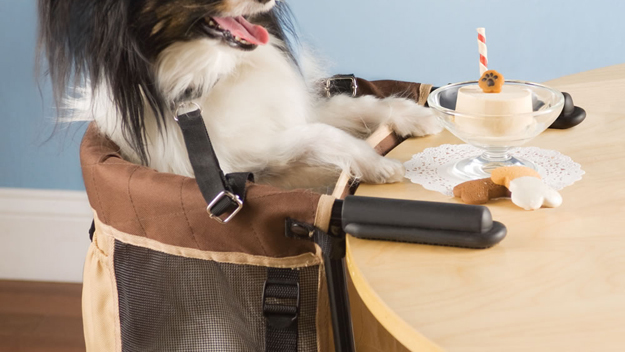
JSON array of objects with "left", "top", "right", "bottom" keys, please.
[{"left": 80, "top": 76, "right": 506, "bottom": 352}]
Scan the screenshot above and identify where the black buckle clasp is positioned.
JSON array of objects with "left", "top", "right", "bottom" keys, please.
[
  {"left": 324, "top": 74, "right": 358, "bottom": 98},
  {"left": 262, "top": 277, "right": 300, "bottom": 329}
]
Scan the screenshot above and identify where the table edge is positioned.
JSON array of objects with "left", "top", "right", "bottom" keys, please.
[{"left": 346, "top": 235, "right": 443, "bottom": 352}]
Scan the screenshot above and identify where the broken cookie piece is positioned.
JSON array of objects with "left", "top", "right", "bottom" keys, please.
[{"left": 453, "top": 178, "right": 510, "bottom": 204}]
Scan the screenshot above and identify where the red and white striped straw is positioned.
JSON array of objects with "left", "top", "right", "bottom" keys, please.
[{"left": 477, "top": 28, "right": 488, "bottom": 75}]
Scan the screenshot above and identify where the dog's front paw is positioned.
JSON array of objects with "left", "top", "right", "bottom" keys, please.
[
  {"left": 384, "top": 97, "right": 443, "bottom": 138},
  {"left": 353, "top": 156, "right": 405, "bottom": 184}
]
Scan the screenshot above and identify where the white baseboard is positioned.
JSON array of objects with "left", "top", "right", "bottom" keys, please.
[{"left": 0, "top": 188, "right": 93, "bottom": 283}]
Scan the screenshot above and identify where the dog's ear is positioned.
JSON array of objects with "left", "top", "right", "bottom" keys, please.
[{"left": 37, "top": 0, "right": 167, "bottom": 165}]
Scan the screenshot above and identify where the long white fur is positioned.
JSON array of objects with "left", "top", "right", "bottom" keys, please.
[{"left": 71, "top": 2, "right": 442, "bottom": 191}]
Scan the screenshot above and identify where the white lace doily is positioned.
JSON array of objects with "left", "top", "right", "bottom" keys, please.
[{"left": 404, "top": 144, "right": 585, "bottom": 196}]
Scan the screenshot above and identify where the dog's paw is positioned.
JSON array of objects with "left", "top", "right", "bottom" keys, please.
[
  {"left": 353, "top": 155, "right": 405, "bottom": 184},
  {"left": 384, "top": 97, "right": 443, "bottom": 138}
]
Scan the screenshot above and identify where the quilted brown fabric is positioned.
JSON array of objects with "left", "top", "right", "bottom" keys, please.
[{"left": 81, "top": 124, "right": 320, "bottom": 257}]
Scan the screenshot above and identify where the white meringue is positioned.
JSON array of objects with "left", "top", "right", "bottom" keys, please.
[{"left": 508, "top": 176, "right": 562, "bottom": 211}]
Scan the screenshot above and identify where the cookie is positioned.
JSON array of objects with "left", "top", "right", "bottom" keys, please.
[
  {"left": 479, "top": 70, "right": 504, "bottom": 93},
  {"left": 509, "top": 176, "right": 563, "bottom": 210},
  {"left": 491, "top": 166, "right": 540, "bottom": 188},
  {"left": 453, "top": 178, "right": 510, "bottom": 204}
]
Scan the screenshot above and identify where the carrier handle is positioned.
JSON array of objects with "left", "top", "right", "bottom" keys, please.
[{"left": 335, "top": 196, "right": 507, "bottom": 249}]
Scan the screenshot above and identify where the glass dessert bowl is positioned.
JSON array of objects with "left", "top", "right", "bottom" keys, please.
[{"left": 427, "top": 80, "right": 565, "bottom": 180}]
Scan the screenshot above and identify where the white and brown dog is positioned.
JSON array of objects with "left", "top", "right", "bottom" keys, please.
[{"left": 38, "top": 0, "right": 441, "bottom": 190}]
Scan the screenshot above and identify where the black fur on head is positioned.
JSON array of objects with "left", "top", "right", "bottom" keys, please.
[{"left": 37, "top": 0, "right": 298, "bottom": 165}]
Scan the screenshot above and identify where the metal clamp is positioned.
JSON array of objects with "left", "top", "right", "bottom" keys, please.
[
  {"left": 324, "top": 74, "right": 358, "bottom": 98},
  {"left": 173, "top": 101, "right": 202, "bottom": 122},
  {"left": 207, "top": 191, "right": 243, "bottom": 224}
]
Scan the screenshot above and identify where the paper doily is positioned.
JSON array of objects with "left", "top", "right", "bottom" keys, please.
[{"left": 404, "top": 144, "right": 585, "bottom": 196}]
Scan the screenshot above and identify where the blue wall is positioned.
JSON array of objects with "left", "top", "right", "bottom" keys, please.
[
  {"left": 1, "top": 1, "right": 88, "bottom": 191},
  {"left": 290, "top": 0, "right": 625, "bottom": 84},
  {"left": 1, "top": 0, "right": 623, "bottom": 191}
]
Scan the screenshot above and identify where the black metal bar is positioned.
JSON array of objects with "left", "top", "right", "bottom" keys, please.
[
  {"left": 323, "top": 256, "right": 355, "bottom": 352},
  {"left": 323, "top": 199, "right": 355, "bottom": 352}
]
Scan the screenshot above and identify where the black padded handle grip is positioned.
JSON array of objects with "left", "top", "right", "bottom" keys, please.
[
  {"left": 340, "top": 196, "right": 507, "bottom": 249},
  {"left": 342, "top": 196, "right": 493, "bottom": 234},
  {"left": 344, "top": 222, "right": 506, "bottom": 249}
]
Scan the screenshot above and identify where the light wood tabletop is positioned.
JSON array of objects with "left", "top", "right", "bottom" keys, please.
[{"left": 348, "top": 64, "right": 625, "bottom": 352}]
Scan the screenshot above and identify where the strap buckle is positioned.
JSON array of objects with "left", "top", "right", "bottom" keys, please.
[
  {"left": 262, "top": 278, "right": 300, "bottom": 329},
  {"left": 324, "top": 74, "right": 358, "bottom": 98},
  {"left": 207, "top": 191, "right": 243, "bottom": 224},
  {"left": 173, "top": 101, "right": 202, "bottom": 122}
]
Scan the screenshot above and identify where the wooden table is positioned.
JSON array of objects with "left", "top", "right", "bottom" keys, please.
[{"left": 348, "top": 64, "right": 625, "bottom": 351}]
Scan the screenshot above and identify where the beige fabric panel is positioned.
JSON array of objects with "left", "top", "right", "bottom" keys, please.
[
  {"left": 93, "top": 212, "right": 323, "bottom": 268},
  {"left": 82, "top": 224, "right": 122, "bottom": 352},
  {"left": 315, "top": 260, "right": 335, "bottom": 352}
]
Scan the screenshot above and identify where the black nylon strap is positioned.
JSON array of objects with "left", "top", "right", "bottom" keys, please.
[
  {"left": 264, "top": 268, "right": 300, "bottom": 352},
  {"left": 88, "top": 219, "right": 95, "bottom": 241},
  {"left": 175, "top": 108, "right": 252, "bottom": 221}
]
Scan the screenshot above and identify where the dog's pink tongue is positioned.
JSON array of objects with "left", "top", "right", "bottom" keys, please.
[{"left": 212, "top": 16, "right": 270, "bottom": 45}]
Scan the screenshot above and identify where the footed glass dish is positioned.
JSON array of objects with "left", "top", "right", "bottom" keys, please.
[{"left": 427, "top": 81, "right": 564, "bottom": 180}]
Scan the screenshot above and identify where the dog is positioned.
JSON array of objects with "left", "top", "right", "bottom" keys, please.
[{"left": 38, "top": 0, "right": 442, "bottom": 191}]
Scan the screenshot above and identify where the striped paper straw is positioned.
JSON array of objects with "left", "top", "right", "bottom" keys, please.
[{"left": 477, "top": 28, "right": 488, "bottom": 75}]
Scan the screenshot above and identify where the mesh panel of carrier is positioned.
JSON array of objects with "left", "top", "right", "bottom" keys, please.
[{"left": 114, "top": 240, "right": 320, "bottom": 352}]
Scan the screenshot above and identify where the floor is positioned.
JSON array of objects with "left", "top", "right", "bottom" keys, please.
[
  {"left": 0, "top": 279, "right": 407, "bottom": 352},
  {"left": 0, "top": 280, "right": 85, "bottom": 352}
]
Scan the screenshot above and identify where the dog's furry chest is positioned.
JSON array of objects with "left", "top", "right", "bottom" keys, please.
[{"left": 198, "top": 43, "right": 312, "bottom": 166}]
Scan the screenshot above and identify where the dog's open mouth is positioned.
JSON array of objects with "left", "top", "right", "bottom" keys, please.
[{"left": 201, "top": 16, "right": 269, "bottom": 50}]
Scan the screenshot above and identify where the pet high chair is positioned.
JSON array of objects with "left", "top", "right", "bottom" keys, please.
[{"left": 80, "top": 75, "right": 507, "bottom": 352}]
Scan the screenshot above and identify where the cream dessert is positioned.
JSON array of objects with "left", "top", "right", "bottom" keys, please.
[
  {"left": 454, "top": 71, "right": 535, "bottom": 137},
  {"left": 455, "top": 85, "right": 534, "bottom": 136}
]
